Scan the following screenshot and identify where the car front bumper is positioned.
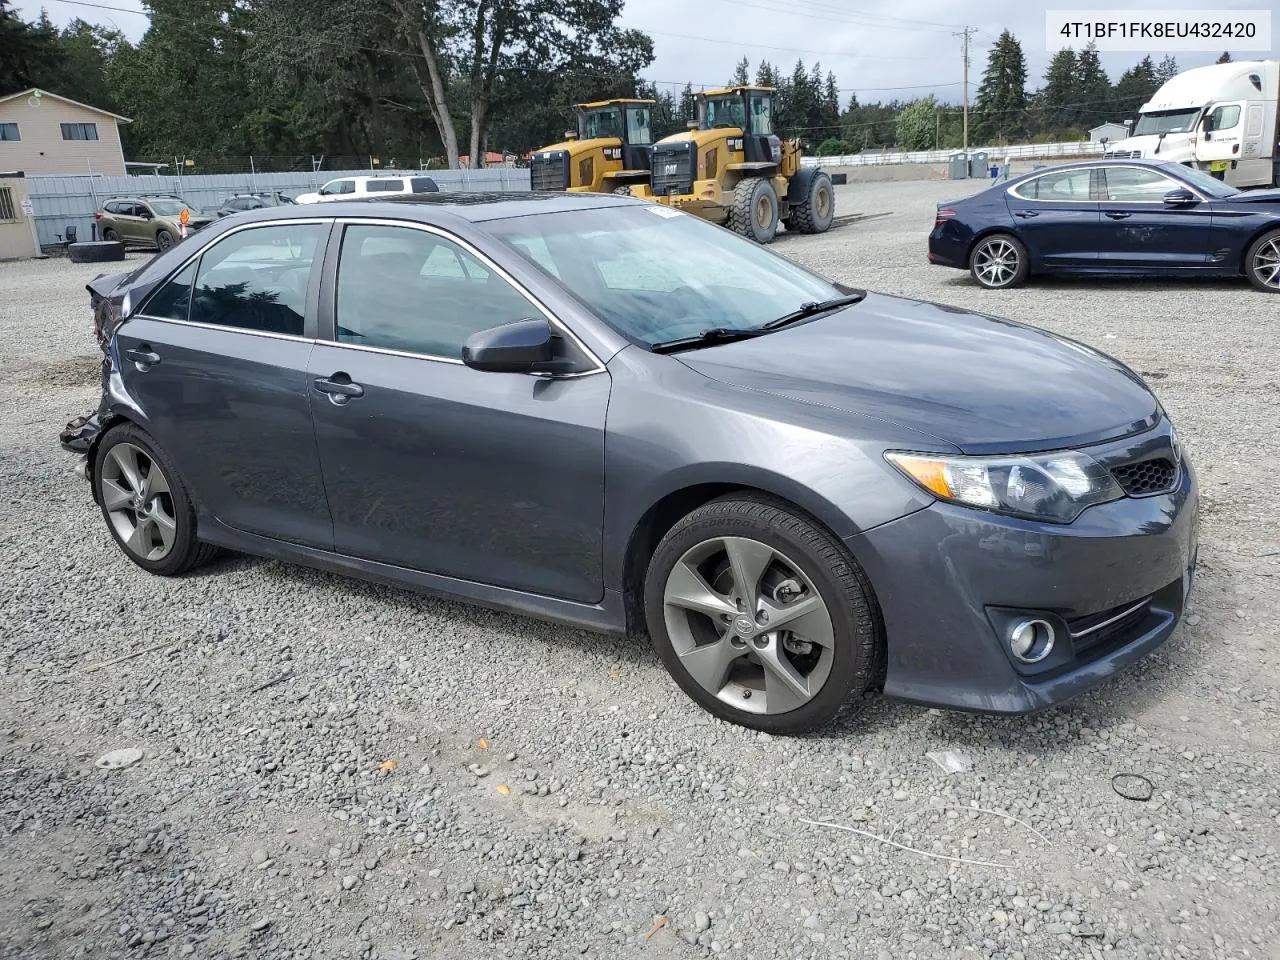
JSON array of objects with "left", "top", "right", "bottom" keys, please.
[{"left": 850, "top": 457, "right": 1197, "bottom": 713}]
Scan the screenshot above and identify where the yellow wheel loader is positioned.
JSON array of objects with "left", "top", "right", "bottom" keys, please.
[
  {"left": 632, "top": 86, "right": 835, "bottom": 243},
  {"left": 530, "top": 99, "right": 655, "bottom": 194}
]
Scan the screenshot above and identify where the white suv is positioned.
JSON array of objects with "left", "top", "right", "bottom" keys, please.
[{"left": 295, "top": 175, "right": 440, "bottom": 204}]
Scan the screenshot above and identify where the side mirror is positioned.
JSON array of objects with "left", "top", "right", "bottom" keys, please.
[
  {"left": 140, "top": 210, "right": 153, "bottom": 220},
  {"left": 462, "top": 318, "right": 554, "bottom": 373},
  {"left": 1163, "top": 188, "right": 1199, "bottom": 206}
]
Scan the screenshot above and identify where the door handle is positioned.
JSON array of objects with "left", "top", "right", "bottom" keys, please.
[
  {"left": 1014, "top": 211, "right": 1039, "bottom": 219},
  {"left": 313, "top": 374, "right": 364, "bottom": 403},
  {"left": 125, "top": 346, "right": 161, "bottom": 366},
  {"left": 1105, "top": 212, "right": 1132, "bottom": 220}
]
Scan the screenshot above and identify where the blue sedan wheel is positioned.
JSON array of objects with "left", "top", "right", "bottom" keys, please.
[
  {"left": 1246, "top": 229, "right": 1280, "bottom": 293},
  {"left": 970, "top": 234, "right": 1029, "bottom": 290}
]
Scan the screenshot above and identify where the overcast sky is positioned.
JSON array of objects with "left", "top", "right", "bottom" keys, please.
[{"left": 15, "top": 0, "right": 1276, "bottom": 107}]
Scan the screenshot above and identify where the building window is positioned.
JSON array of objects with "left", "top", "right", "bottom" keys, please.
[
  {"left": 0, "top": 123, "right": 19, "bottom": 141},
  {"left": 60, "top": 122, "right": 99, "bottom": 141},
  {"left": 0, "top": 187, "right": 17, "bottom": 222}
]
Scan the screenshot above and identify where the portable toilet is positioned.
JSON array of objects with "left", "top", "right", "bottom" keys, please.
[
  {"left": 967, "top": 151, "right": 989, "bottom": 179},
  {"left": 949, "top": 153, "right": 969, "bottom": 179}
]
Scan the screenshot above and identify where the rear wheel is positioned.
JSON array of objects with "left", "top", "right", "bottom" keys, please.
[
  {"left": 644, "top": 495, "right": 880, "bottom": 734},
  {"left": 155, "top": 229, "right": 175, "bottom": 252},
  {"left": 101, "top": 227, "right": 119, "bottom": 242},
  {"left": 1245, "top": 228, "right": 1280, "bottom": 292},
  {"left": 791, "top": 171, "right": 835, "bottom": 234},
  {"left": 94, "top": 423, "right": 219, "bottom": 576},
  {"left": 730, "top": 178, "right": 779, "bottom": 244},
  {"left": 969, "top": 233, "right": 1029, "bottom": 289}
]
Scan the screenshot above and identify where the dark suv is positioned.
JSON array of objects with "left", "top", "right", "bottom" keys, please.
[
  {"left": 96, "top": 195, "right": 216, "bottom": 251},
  {"left": 213, "top": 192, "right": 297, "bottom": 217}
]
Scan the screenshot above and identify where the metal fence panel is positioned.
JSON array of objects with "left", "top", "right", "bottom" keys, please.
[
  {"left": 26, "top": 167, "right": 532, "bottom": 246},
  {"left": 801, "top": 140, "right": 1104, "bottom": 169}
]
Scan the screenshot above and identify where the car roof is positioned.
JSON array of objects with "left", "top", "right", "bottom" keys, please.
[
  {"left": 1010, "top": 158, "right": 1181, "bottom": 180},
  {"left": 232, "top": 191, "right": 633, "bottom": 225}
]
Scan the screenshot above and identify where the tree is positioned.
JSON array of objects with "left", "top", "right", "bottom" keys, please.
[
  {"left": 754, "top": 59, "right": 776, "bottom": 88},
  {"left": 1217, "top": 51, "right": 1231, "bottom": 64},
  {"left": 1111, "top": 56, "right": 1157, "bottom": 121},
  {"left": 974, "top": 29, "right": 1027, "bottom": 142},
  {"left": 44, "top": 20, "right": 126, "bottom": 112},
  {"left": 677, "top": 82, "right": 695, "bottom": 129},
  {"left": 895, "top": 95, "right": 936, "bottom": 151},
  {"left": 730, "top": 56, "right": 749, "bottom": 86},
  {"left": 1154, "top": 55, "right": 1179, "bottom": 84},
  {"left": 815, "top": 137, "right": 851, "bottom": 156},
  {"left": 0, "top": 1, "right": 61, "bottom": 95},
  {"left": 822, "top": 71, "right": 840, "bottom": 130},
  {"left": 1074, "top": 42, "right": 1110, "bottom": 127},
  {"left": 391, "top": 0, "right": 652, "bottom": 168},
  {"left": 1035, "top": 48, "right": 1078, "bottom": 131}
]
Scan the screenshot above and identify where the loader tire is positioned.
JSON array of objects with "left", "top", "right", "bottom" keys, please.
[
  {"left": 612, "top": 185, "right": 634, "bottom": 196},
  {"left": 791, "top": 170, "right": 835, "bottom": 234},
  {"left": 68, "top": 241, "right": 125, "bottom": 263},
  {"left": 729, "top": 178, "right": 779, "bottom": 244}
]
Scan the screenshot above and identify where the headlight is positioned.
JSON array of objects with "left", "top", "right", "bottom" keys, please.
[{"left": 885, "top": 449, "right": 1123, "bottom": 523}]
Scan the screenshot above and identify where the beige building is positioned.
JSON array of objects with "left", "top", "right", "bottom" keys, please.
[{"left": 0, "top": 89, "right": 131, "bottom": 176}]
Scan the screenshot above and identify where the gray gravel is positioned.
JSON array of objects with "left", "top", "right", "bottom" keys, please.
[{"left": 2, "top": 182, "right": 1279, "bottom": 960}]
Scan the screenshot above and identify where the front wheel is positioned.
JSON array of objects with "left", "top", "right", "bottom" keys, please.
[
  {"left": 155, "top": 230, "right": 175, "bottom": 252},
  {"left": 1245, "top": 228, "right": 1280, "bottom": 292},
  {"left": 729, "top": 178, "right": 780, "bottom": 244},
  {"left": 644, "top": 495, "right": 880, "bottom": 734},
  {"left": 791, "top": 171, "right": 835, "bottom": 234},
  {"left": 969, "top": 233, "right": 1029, "bottom": 289}
]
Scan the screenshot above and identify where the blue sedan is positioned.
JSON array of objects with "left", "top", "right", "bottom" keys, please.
[{"left": 928, "top": 159, "right": 1280, "bottom": 292}]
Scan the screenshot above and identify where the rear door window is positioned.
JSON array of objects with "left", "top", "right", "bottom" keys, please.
[
  {"left": 1014, "top": 169, "right": 1093, "bottom": 201},
  {"left": 187, "top": 223, "right": 325, "bottom": 336},
  {"left": 365, "top": 179, "right": 407, "bottom": 193},
  {"left": 1103, "top": 167, "right": 1180, "bottom": 202}
]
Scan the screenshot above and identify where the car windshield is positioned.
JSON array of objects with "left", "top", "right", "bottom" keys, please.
[
  {"left": 150, "top": 200, "right": 196, "bottom": 215},
  {"left": 1132, "top": 109, "right": 1201, "bottom": 135},
  {"left": 1173, "top": 165, "right": 1241, "bottom": 199},
  {"left": 703, "top": 96, "right": 745, "bottom": 130},
  {"left": 485, "top": 205, "right": 843, "bottom": 347}
]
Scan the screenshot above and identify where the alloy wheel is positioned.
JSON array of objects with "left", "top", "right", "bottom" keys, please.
[
  {"left": 1252, "top": 237, "right": 1280, "bottom": 290},
  {"left": 100, "top": 442, "right": 178, "bottom": 562},
  {"left": 662, "top": 536, "right": 836, "bottom": 715},
  {"left": 974, "top": 238, "right": 1020, "bottom": 287}
]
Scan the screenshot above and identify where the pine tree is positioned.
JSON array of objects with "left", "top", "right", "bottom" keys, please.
[
  {"left": 754, "top": 60, "right": 776, "bottom": 88},
  {"left": 1074, "top": 42, "right": 1111, "bottom": 129},
  {"left": 1036, "top": 48, "right": 1078, "bottom": 132},
  {"left": 731, "top": 56, "right": 749, "bottom": 86},
  {"left": 822, "top": 71, "right": 840, "bottom": 130},
  {"left": 974, "top": 29, "right": 1027, "bottom": 143},
  {"left": 1154, "top": 55, "right": 1179, "bottom": 84},
  {"left": 678, "top": 82, "right": 695, "bottom": 129},
  {"left": 1111, "top": 56, "right": 1157, "bottom": 120},
  {"left": 1216, "top": 51, "right": 1231, "bottom": 64}
]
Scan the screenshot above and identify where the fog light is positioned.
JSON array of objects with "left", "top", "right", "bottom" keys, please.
[{"left": 1008, "top": 618, "right": 1055, "bottom": 663}]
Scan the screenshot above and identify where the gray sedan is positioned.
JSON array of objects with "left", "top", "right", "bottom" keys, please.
[{"left": 61, "top": 193, "right": 1197, "bottom": 733}]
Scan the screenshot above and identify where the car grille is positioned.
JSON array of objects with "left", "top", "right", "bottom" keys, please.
[
  {"left": 531, "top": 151, "right": 569, "bottom": 191},
  {"left": 1111, "top": 457, "right": 1177, "bottom": 496},
  {"left": 1104, "top": 149, "right": 1141, "bottom": 159},
  {"left": 651, "top": 143, "right": 695, "bottom": 196}
]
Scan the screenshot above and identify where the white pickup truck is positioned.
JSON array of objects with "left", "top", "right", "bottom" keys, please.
[{"left": 1105, "top": 60, "right": 1279, "bottom": 189}]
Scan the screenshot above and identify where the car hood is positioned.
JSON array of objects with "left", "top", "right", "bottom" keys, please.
[
  {"left": 675, "top": 293, "right": 1160, "bottom": 455},
  {"left": 1222, "top": 188, "right": 1280, "bottom": 205}
]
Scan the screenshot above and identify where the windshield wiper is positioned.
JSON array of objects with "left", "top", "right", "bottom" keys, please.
[
  {"left": 650, "top": 327, "right": 768, "bottom": 354},
  {"left": 760, "top": 292, "right": 866, "bottom": 330}
]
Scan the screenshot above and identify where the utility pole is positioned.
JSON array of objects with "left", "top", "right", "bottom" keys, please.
[{"left": 954, "top": 26, "right": 976, "bottom": 155}]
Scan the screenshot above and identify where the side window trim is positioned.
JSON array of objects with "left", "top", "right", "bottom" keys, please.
[
  {"left": 321, "top": 217, "right": 605, "bottom": 375},
  {"left": 134, "top": 218, "right": 336, "bottom": 341}
]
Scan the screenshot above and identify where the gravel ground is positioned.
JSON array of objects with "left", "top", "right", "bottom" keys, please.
[{"left": 2, "top": 181, "right": 1278, "bottom": 960}]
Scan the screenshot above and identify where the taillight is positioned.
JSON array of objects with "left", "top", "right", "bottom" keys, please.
[
  {"left": 94, "top": 211, "right": 102, "bottom": 220},
  {"left": 934, "top": 208, "right": 956, "bottom": 228}
]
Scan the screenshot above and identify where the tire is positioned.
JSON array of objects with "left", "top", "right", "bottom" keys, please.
[
  {"left": 729, "top": 178, "right": 780, "bottom": 244},
  {"left": 644, "top": 494, "right": 880, "bottom": 734},
  {"left": 791, "top": 170, "right": 835, "bottom": 234},
  {"left": 93, "top": 423, "right": 219, "bottom": 576},
  {"left": 68, "top": 241, "right": 125, "bottom": 264},
  {"left": 612, "top": 185, "right": 633, "bottom": 196},
  {"left": 101, "top": 227, "right": 119, "bottom": 242},
  {"left": 155, "top": 230, "right": 175, "bottom": 252},
  {"left": 1245, "top": 228, "right": 1280, "bottom": 293},
  {"left": 969, "top": 233, "right": 1029, "bottom": 289}
]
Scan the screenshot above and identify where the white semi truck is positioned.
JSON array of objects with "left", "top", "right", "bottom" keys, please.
[{"left": 1104, "top": 59, "right": 1279, "bottom": 189}]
